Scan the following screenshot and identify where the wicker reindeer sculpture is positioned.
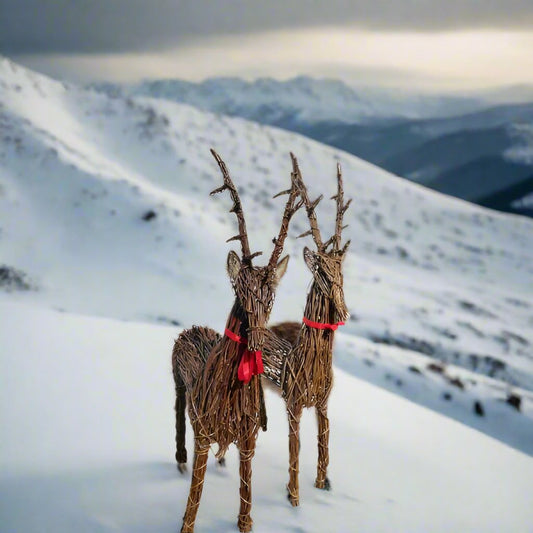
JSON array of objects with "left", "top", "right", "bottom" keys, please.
[
  {"left": 171, "top": 150, "right": 302, "bottom": 533},
  {"left": 262, "top": 154, "right": 351, "bottom": 507}
]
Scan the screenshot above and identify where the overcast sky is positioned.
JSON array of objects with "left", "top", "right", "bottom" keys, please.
[{"left": 2, "top": 0, "right": 533, "bottom": 90}]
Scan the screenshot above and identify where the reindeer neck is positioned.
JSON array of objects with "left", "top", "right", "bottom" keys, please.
[
  {"left": 283, "top": 280, "right": 336, "bottom": 407},
  {"left": 297, "top": 281, "right": 336, "bottom": 351},
  {"left": 217, "top": 299, "right": 248, "bottom": 357},
  {"left": 304, "top": 281, "right": 333, "bottom": 327},
  {"left": 202, "top": 298, "right": 248, "bottom": 381},
  {"left": 225, "top": 299, "right": 248, "bottom": 336}
]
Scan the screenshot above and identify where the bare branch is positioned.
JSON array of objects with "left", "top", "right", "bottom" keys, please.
[
  {"left": 273, "top": 188, "right": 291, "bottom": 199},
  {"left": 297, "top": 229, "right": 313, "bottom": 239},
  {"left": 290, "top": 152, "right": 324, "bottom": 251},
  {"left": 267, "top": 154, "right": 304, "bottom": 272},
  {"left": 332, "top": 162, "right": 351, "bottom": 252},
  {"left": 210, "top": 149, "right": 256, "bottom": 264},
  {"left": 210, "top": 184, "right": 228, "bottom": 196}
]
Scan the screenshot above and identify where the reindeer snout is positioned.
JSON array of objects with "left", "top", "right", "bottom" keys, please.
[
  {"left": 247, "top": 325, "right": 266, "bottom": 352},
  {"left": 333, "top": 285, "right": 349, "bottom": 322}
]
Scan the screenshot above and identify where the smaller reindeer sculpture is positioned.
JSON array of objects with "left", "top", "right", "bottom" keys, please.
[
  {"left": 262, "top": 154, "right": 351, "bottom": 506},
  {"left": 172, "top": 150, "right": 302, "bottom": 532}
]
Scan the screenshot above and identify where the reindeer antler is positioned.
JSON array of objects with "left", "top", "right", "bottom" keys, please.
[
  {"left": 210, "top": 149, "right": 262, "bottom": 265},
  {"left": 324, "top": 163, "right": 352, "bottom": 253},
  {"left": 267, "top": 155, "right": 305, "bottom": 272},
  {"left": 291, "top": 153, "right": 325, "bottom": 252},
  {"left": 293, "top": 157, "right": 352, "bottom": 255}
]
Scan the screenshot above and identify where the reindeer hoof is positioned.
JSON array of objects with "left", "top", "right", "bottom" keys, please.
[
  {"left": 315, "top": 477, "right": 331, "bottom": 491},
  {"left": 286, "top": 486, "right": 300, "bottom": 507},
  {"left": 177, "top": 462, "right": 187, "bottom": 474},
  {"left": 238, "top": 514, "right": 253, "bottom": 532}
]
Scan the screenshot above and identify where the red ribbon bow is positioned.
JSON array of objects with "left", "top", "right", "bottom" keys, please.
[
  {"left": 303, "top": 317, "right": 345, "bottom": 331},
  {"left": 224, "top": 329, "right": 264, "bottom": 384}
]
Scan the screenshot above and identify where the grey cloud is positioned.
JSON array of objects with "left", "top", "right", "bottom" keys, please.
[{"left": 2, "top": 0, "right": 533, "bottom": 54}]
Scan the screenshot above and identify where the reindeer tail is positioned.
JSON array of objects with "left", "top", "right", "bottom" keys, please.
[{"left": 172, "top": 326, "right": 220, "bottom": 471}]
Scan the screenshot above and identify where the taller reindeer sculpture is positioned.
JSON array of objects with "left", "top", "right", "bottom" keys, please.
[
  {"left": 262, "top": 154, "right": 351, "bottom": 507},
  {"left": 171, "top": 149, "right": 302, "bottom": 533}
]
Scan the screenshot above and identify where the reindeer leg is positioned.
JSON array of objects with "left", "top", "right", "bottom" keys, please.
[
  {"left": 315, "top": 406, "right": 331, "bottom": 490},
  {"left": 175, "top": 382, "right": 188, "bottom": 472},
  {"left": 237, "top": 438, "right": 255, "bottom": 532},
  {"left": 287, "top": 403, "right": 303, "bottom": 506},
  {"left": 180, "top": 439, "right": 209, "bottom": 533}
]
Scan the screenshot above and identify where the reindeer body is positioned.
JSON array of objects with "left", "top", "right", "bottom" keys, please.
[
  {"left": 269, "top": 322, "right": 299, "bottom": 346},
  {"left": 172, "top": 304, "right": 266, "bottom": 532},
  {"left": 171, "top": 150, "right": 301, "bottom": 532},
  {"left": 172, "top": 325, "right": 219, "bottom": 466},
  {"left": 264, "top": 260, "right": 346, "bottom": 505},
  {"left": 189, "top": 303, "right": 267, "bottom": 452},
  {"left": 263, "top": 158, "right": 350, "bottom": 506},
  {"left": 284, "top": 285, "right": 335, "bottom": 409}
]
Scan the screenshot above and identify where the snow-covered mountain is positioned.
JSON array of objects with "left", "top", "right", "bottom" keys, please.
[
  {"left": 2, "top": 55, "right": 533, "bottom": 532},
  {"left": 90, "top": 76, "right": 490, "bottom": 125},
  {"left": 298, "top": 107, "right": 533, "bottom": 217},
  {"left": 375, "top": 105, "right": 533, "bottom": 215}
]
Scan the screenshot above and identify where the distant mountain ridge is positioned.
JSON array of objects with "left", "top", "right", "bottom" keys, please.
[
  {"left": 89, "top": 76, "right": 533, "bottom": 217},
  {"left": 90, "top": 75, "right": 491, "bottom": 124}
]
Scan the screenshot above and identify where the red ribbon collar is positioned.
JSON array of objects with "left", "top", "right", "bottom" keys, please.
[
  {"left": 303, "top": 317, "right": 345, "bottom": 331},
  {"left": 224, "top": 328, "right": 264, "bottom": 384}
]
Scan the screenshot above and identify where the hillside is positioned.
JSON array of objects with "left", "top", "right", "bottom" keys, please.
[
  {"left": 92, "top": 76, "right": 533, "bottom": 215},
  {"left": 1, "top": 56, "right": 533, "bottom": 448}
]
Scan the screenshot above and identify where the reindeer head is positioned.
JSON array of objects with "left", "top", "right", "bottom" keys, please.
[
  {"left": 292, "top": 154, "right": 351, "bottom": 323},
  {"left": 211, "top": 150, "right": 302, "bottom": 352}
]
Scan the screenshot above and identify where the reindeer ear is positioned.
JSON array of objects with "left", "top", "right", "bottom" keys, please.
[
  {"left": 274, "top": 254, "right": 290, "bottom": 283},
  {"left": 227, "top": 250, "right": 241, "bottom": 283},
  {"left": 303, "top": 246, "right": 318, "bottom": 271},
  {"left": 341, "top": 240, "right": 351, "bottom": 261}
]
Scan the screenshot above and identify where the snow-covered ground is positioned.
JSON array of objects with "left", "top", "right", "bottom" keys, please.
[
  {"left": 2, "top": 301, "right": 532, "bottom": 533},
  {"left": 1, "top": 57, "right": 533, "bottom": 531}
]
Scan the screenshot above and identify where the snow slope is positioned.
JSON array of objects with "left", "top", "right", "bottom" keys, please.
[
  {"left": 1, "top": 56, "right": 533, "bottom": 454},
  {"left": 2, "top": 300, "right": 532, "bottom": 533}
]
